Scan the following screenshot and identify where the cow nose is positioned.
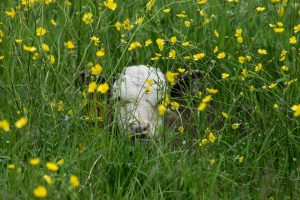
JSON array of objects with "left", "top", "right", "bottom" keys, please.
[{"left": 131, "top": 124, "right": 149, "bottom": 133}]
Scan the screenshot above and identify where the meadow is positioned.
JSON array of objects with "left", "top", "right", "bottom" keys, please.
[{"left": 0, "top": 0, "right": 300, "bottom": 199}]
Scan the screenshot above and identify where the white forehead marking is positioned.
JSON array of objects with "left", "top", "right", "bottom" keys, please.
[{"left": 113, "top": 65, "right": 166, "bottom": 103}]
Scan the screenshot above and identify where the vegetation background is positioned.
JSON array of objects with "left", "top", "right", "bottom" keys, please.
[{"left": 0, "top": 0, "right": 299, "bottom": 199}]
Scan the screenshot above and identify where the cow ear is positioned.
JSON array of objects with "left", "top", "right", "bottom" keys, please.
[{"left": 170, "top": 70, "right": 204, "bottom": 99}]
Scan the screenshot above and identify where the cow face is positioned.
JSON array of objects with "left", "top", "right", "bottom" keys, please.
[{"left": 112, "top": 65, "right": 166, "bottom": 136}]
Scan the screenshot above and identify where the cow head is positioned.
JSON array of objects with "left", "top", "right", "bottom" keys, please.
[{"left": 112, "top": 65, "right": 166, "bottom": 136}]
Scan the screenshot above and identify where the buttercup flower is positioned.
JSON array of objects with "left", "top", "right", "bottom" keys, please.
[
  {"left": 46, "top": 162, "right": 58, "bottom": 172},
  {"left": 291, "top": 104, "right": 300, "bottom": 117},
  {"left": 104, "top": 0, "right": 117, "bottom": 10},
  {"left": 15, "top": 117, "right": 28, "bottom": 128},
  {"left": 70, "top": 175, "right": 80, "bottom": 188},
  {"left": 82, "top": 12, "right": 93, "bottom": 24},
  {"left": 97, "top": 83, "right": 109, "bottom": 94},
  {"left": 33, "top": 185, "right": 47, "bottom": 198},
  {"left": 36, "top": 27, "right": 47, "bottom": 36},
  {"left": 156, "top": 39, "right": 165, "bottom": 51},
  {"left": 193, "top": 53, "right": 205, "bottom": 61},
  {"left": 166, "top": 71, "right": 179, "bottom": 85},
  {"left": 0, "top": 120, "right": 10, "bottom": 132},
  {"left": 29, "top": 158, "right": 41, "bottom": 166}
]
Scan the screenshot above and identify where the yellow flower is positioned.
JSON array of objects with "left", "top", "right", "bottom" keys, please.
[
  {"left": 214, "top": 30, "right": 219, "bottom": 38},
  {"left": 115, "top": 21, "right": 122, "bottom": 31},
  {"left": 273, "top": 104, "right": 279, "bottom": 109},
  {"left": 198, "top": 102, "right": 206, "bottom": 111},
  {"left": 184, "top": 21, "right": 191, "bottom": 27},
  {"left": 258, "top": 49, "right": 267, "bottom": 55},
  {"left": 170, "top": 36, "right": 177, "bottom": 44},
  {"left": 88, "top": 81, "right": 97, "bottom": 93},
  {"left": 255, "top": 63, "right": 263, "bottom": 72},
  {"left": 82, "top": 12, "right": 93, "bottom": 24},
  {"left": 158, "top": 104, "right": 167, "bottom": 116},
  {"left": 217, "top": 52, "right": 226, "bottom": 59},
  {"left": 289, "top": 36, "right": 297, "bottom": 44},
  {"left": 202, "top": 95, "right": 212, "bottom": 103},
  {"left": 57, "top": 101, "right": 64, "bottom": 111},
  {"left": 145, "top": 39, "right": 153, "bottom": 46},
  {"left": 291, "top": 104, "right": 300, "bottom": 117},
  {"left": 168, "top": 50, "right": 176, "bottom": 59},
  {"left": 122, "top": 19, "right": 134, "bottom": 30},
  {"left": 277, "top": 6, "right": 284, "bottom": 17},
  {"left": 222, "top": 73, "right": 229, "bottom": 79},
  {"left": 5, "top": 8, "right": 16, "bottom": 18},
  {"left": 238, "top": 56, "right": 245, "bottom": 64},
  {"left": 256, "top": 7, "right": 266, "bottom": 12},
  {"left": 104, "top": 0, "right": 117, "bottom": 10},
  {"left": 49, "top": 55, "right": 55, "bottom": 64},
  {"left": 294, "top": 24, "right": 300, "bottom": 33},
  {"left": 91, "top": 36, "right": 100, "bottom": 46},
  {"left": 32, "top": 52, "right": 40, "bottom": 60},
  {"left": 268, "top": 83, "right": 277, "bottom": 89},
  {"left": 135, "top": 17, "right": 143, "bottom": 25},
  {"left": 274, "top": 27, "right": 284, "bottom": 33},
  {"left": 176, "top": 11, "right": 187, "bottom": 18},
  {"left": 239, "top": 156, "right": 244, "bottom": 163},
  {"left": 213, "top": 46, "right": 218, "bottom": 53},
  {"left": 97, "top": 83, "right": 110, "bottom": 94},
  {"left": 29, "top": 158, "right": 41, "bottom": 166},
  {"left": 199, "top": 138, "right": 208, "bottom": 146},
  {"left": 237, "top": 37, "right": 243, "bottom": 43},
  {"left": 146, "top": 0, "right": 155, "bottom": 11},
  {"left": 56, "top": 159, "right": 64, "bottom": 166},
  {"left": 166, "top": 71, "right": 179, "bottom": 85},
  {"left": 36, "top": 27, "right": 47, "bottom": 36},
  {"left": 178, "top": 68, "right": 186, "bottom": 73},
  {"left": 235, "top": 28, "right": 242, "bottom": 37},
  {"left": 0, "top": 119, "right": 10, "bottom": 132},
  {"left": 7, "top": 164, "right": 16, "bottom": 169},
  {"left": 96, "top": 49, "right": 105, "bottom": 57},
  {"left": 64, "top": 41, "right": 75, "bottom": 49},
  {"left": 43, "top": 175, "right": 54, "bottom": 185},
  {"left": 128, "top": 41, "right": 142, "bottom": 51},
  {"left": 222, "top": 112, "right": 229, "bottom": 118},
  {"left": 91, "top": 64, "right": 103, "bottom": 75},
  {"left": 15, "top": 39, "right": 23, "bottom": 43},
  {"left": 231, "top": 123, "right": 240, "bottom": 129},
  {"left": 46, "top": 162, "right": 58, "bottom": 172},
  {"left": 42, "top": 43, "right": 50, "bottom": 52},
  {"left": 193, "top": 53, "right": 205, "bottom": 61},
  {"left": 23, "top": 45, "right": 37, "bottom": 52},
  {"left": 281, "top": 65, "right": 288, "bottom": 71},
  {"left": 15, "top": 117, "right": 28, "bottom": 129},
  {"left": 210, "top": 159, "right": 216, "bottom": 166},
  {"left": 70, "top": 175, "right": 80, "bottom": 188},
  {"left": 163, "top": 8, "right": 171, "bottom": 13},
  {"left": 33, "top": 185, "right": 47, "bottom": 198},
  {"left": 208, "top": 132, "right": 216, "bottom": 143},
  {"left": 206, "top": 88, "right": 218, "bottom": 94},
  {"left": 146, "top": 79, "right": 154, "bottom": 85},
  {"left": 50, "top": 19, "right": 57, "bottom": 26},
  {"left": 178, "top": 126, "right": 184, "bottom": 133},
  {"left": 162, "top": 95, "right": 170, "bottom": 106},
  {"left": 156, "top": 38, "right": 164, "bottom": 51},
  {"left": 197, "top": 0, "right": 207, "bottom": 5},
  {"left": 171, "top": 101, "right": 180, "bottom": 110},
  {"left": 182, "top": 41, "right": 190, "bottom": 46}
]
